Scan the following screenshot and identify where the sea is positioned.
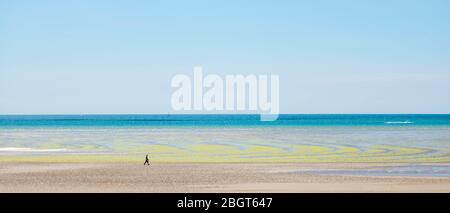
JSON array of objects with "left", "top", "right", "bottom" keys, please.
[
  {"left": 1, "top": 114, "right": 450, "bottom": 127},
  {"left": 0, "top": 114, "right": 449, "bottom": 177}
]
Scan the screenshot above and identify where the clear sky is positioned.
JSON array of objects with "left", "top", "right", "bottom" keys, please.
[{"left": 1, "top": 0, "right": 450, "bottom": 114}]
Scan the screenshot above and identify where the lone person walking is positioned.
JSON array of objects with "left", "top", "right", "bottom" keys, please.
[{"left": 144, "top": 154, "right": 150, "bottom": 165}]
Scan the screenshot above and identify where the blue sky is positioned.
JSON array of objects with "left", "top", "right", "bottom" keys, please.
[{"left": 1, "top": 0, "right": 450, "bottom": 114}]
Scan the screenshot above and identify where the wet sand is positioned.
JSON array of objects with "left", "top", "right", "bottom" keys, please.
[{"left": 0, "top": 163, "right": 449, "bottom": 192}]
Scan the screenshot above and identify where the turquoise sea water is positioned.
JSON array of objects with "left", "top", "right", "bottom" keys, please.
[
  {"left": 1, "top": 114, "right": 450, "bottom": 127},
  {"left": 1, "top": 115, "right": 449, "bottom": 175}
]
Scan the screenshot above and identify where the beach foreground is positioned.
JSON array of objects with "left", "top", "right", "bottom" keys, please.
[{"left": 1, "top": 163, "right": 449, "bottom": 193}]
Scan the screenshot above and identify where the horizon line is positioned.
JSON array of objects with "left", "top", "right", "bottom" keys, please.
[{"left": 1, "top": 113, "right": 450, "bottom": 116}]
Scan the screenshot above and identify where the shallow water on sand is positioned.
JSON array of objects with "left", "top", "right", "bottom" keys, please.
[
  {"left": 295, "top": 164, "right": 450, "bottom": 177},
  {"left": 1, "top": 126, "right": 449, "bottom": 163}
]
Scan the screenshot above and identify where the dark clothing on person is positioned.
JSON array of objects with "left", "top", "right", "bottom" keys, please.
[{"left": 144, "top": 154, "right": 150, "bottom": 165}]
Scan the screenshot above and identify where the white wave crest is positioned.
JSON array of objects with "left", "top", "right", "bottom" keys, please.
[
  {"left": 0, "top": 147, "right": 69, "bottom": 152},
  {"left": 385, "top": 121, "right": 414, "bottom": 124}
]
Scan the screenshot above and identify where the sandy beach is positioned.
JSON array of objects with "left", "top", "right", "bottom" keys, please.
[{"left": 1, "top": 163, "right": 449, "bottom": 193}]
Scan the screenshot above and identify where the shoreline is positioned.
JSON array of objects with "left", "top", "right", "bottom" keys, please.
[{"left": 1, "top": 162, "right": 449, "bottom": 192}]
